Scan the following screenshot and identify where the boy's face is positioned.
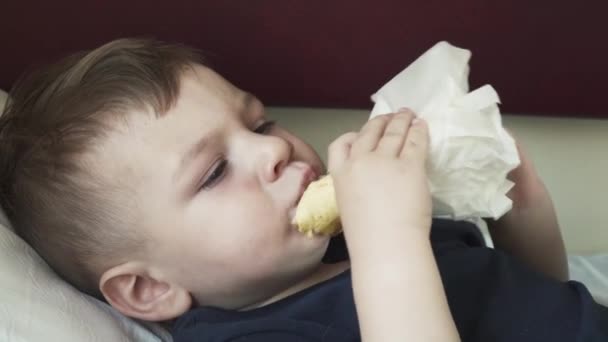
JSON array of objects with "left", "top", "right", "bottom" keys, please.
[{"left": 101, "top": 65, "right": 329, "bottom": 309}]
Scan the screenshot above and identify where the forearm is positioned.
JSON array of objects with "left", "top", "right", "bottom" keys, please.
[
  {"left": 488, "top": 186, "right": 568, "bottom": 281},
  {"left": 346, "top": 228, "right": 460, "bottom": 342}
]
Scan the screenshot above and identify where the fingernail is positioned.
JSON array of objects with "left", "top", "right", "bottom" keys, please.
[
  {"left": 412, "top": 118, "right": 421, "bottom": 125},
  {"left": 397, "top": 107, "right": 411, "bottom": 113}
]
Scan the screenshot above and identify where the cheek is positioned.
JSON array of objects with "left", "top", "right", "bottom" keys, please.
[
  {"left": 205, "top": 205, "right": 288, "bottom": 276},
  {"left": 207, "top": 185, "right": 286, "bottom": 248}
]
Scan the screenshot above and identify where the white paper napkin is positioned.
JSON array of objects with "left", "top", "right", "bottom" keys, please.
[{"left": 370, "top": 41, "right": 520, "bottom": 220}]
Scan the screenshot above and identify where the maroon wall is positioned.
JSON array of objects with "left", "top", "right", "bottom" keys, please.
[{"left": 2, "top": 1, "right": 607, "bottom": 118}]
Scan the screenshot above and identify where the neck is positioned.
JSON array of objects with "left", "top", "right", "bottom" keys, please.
[{"left": 239, "top": 261, "right": 350, "bottom": 311}]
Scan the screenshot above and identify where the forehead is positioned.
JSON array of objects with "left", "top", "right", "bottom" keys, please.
[
  {"left": 91, "top": 65, "right": 246, "bottom": 189},
  {"left": 177, "top": 65, "right": 243, "bottom": 113}
]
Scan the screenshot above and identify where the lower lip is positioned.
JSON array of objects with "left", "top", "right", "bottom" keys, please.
[
  {"left": 289, "top": 207, "right": 297, "bottom": 225},
  {"left": 289, "top": 164, "right": 321, "bottom": 225},
  {"left": 312, "top": 166, "right": 322, "bottom": 180},
  {"left": 307, "top": 167, "right": 320, "bottom": 184}
]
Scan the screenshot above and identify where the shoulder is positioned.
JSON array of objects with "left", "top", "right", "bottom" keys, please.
[
  {"left": 173, "top": 310, "right": 359, "bottom": 342},
  {"left": 172, "top": 271, "right": 358, "bottom": 342},
  {"left": 172, "top": 316, "right": 355, "bottom": 342}
]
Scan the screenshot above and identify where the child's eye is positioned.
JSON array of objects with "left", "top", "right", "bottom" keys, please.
[
  {"left": 253, "top": 120, "right": 276, "bottom": 134},
  {"left": 200, "top": 159, "right": 228, "bottom": 190}
]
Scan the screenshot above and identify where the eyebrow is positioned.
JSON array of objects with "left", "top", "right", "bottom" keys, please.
[
  {"left": 174, "top": 135, "right": 209, "bottom": 184},
  {"left": 173, "top": 92, "right": 255, "bottom": 185}
]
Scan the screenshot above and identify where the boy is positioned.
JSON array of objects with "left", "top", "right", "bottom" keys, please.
[{"left": 0, "top": 38, "right": 606, "bottom": 341}]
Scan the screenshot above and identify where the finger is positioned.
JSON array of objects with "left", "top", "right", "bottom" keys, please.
[
  {"left": 375, "top": 109, "right": 416, "bottom": 157},
  {"left": 350, "top": 114, "right": 393, "bottom": 157},
  {"left": 399, "top": 118, "right": 430, "bottom": 166},
  {"left": 327, "top": 131, "right": 358, "bottom": 173}
]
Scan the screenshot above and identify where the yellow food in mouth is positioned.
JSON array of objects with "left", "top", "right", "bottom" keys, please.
[{"left": 294, "top": 175, "right": 341, "bottom": 237}]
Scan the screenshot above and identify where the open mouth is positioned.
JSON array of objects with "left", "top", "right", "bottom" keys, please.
[
  {"left": 290, "top": 166, "right": 320, "bottom": 224},
  {"left": 297, "top": 168, "right": 318, "bottom": 204}
]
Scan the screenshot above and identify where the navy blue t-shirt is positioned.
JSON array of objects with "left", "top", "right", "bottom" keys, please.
[{"left": 172, "top": 220, "right": 608, "bottom": 341}]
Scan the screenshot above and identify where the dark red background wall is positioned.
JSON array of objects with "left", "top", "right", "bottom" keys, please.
[{"left": 2, "top": 1, "right": 607, "bottom": 118}]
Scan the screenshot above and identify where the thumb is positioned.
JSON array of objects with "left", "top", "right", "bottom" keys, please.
[{"left": 327, "top": 132, "right": 357, "bottom": 174}]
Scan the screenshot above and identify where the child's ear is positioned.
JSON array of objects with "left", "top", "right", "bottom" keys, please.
[{"left": 99, "top": 262, "right": 192, "bottom": 321}]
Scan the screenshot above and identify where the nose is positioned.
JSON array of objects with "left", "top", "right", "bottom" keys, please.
[{"left": 257, "top": 135, "right": 293, "bottom": 183}]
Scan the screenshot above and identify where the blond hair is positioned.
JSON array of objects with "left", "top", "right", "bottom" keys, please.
[{"left": 0, "top": 38, "right": 202, "bottom": 296}]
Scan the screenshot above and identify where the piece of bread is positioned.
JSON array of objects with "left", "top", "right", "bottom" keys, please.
[{"left": 294, "top": 175, "right": 341, "bottom": 236}]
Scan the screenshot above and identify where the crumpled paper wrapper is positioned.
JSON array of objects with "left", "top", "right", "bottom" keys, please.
[{"left": 370, "top": 41, "right": 520, "bottom": 220}]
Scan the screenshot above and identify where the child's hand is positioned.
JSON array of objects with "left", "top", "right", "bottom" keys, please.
[
  {"left": 329, "top": 110, "right": 460, "bottom": 341},
  {"left": 328, "top": 110, "right": 432, "bottom": 239}
]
